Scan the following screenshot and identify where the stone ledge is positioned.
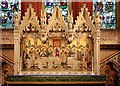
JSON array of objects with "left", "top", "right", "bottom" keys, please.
[{"left": 8, "top": 75, "right": 107, "bottom": 82}]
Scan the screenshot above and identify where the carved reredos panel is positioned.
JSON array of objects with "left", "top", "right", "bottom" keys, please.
[
  {"left": 21, "top": 30, "right": 94, "bottom": 72},
  {"left": 14, "top": 5, "right": 100, "bottom": 75}
]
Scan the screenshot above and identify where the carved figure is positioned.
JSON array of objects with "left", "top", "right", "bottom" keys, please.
[{"left": 54, "top": 47, "right": 60, "bottom": 57}]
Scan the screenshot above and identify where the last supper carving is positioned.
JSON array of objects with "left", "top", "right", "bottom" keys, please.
[
  {"left": 14, "top": 4, "right": 101, "bottom": 75},
  {"left": 21, "top": 28, "right": 93, "bottom": 71}
]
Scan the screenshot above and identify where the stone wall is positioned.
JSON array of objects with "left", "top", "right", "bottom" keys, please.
[
  {"left": 100, "top": 30, "right": 118, "bottom": 44},
  {"left": 0, "top": 30, "right": 14, "bottom": 44},
  {"left": 100, "top": 49, "right": 118, "bottom": 61},
  {"left": 0, "top": 49, "right": 14, "bottom": 61}
]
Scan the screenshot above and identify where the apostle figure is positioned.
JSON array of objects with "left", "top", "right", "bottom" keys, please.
[
  {"left": 60, "top": 50, "right": 67, "bottom": 68},
  {"left": 31, "top": 57, "right": 39, "bottom": 69},
  {"left": 60, "top": 49, "right": 67, "bottom": 62},
  {"left": 40, "top": 46, "right": 47, "bottom": 57},
  {"left": 34, "top": 48, "right": 40, "bottom": 59},
  {"left": 55, "top": 48, "right": 59, "bottom": 57},
  {"left": 48, "top": 46, "right": 54, "bottom": 57},
  {"left": 45, "top": 49, "right": 50, "bottom": 57}
]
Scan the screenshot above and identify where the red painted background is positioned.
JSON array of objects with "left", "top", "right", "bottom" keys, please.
[
  {"left": 72, "top": 1, "right": 93, "bottom": 22},
  {"left": 21, "top": 1, "right": 42, "bottom": 20}
]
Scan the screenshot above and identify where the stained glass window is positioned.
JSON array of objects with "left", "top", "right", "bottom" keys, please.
[
  {"left": 0, "top": 0, "right": 21, "bottom": 29},
  {"left": 45, "top": 0, "right": 68, "bottom": 22},
  {"left": 93, "top": 0, "right": 116, "bottom": 29}
]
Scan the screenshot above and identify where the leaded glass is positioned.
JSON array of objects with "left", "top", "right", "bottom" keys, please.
[
  {"left": 0, "top": 0, "right": 21, "bottom": 29},
  {"left": 45, "top": 0, "right": 68, "bottom": 22},
  {"left": 93, "top": 0, "right": 116, "bottom": 29}
]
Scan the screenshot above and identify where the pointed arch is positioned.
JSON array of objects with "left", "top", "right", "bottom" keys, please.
[
  {"left": 100, "top": 61, "right": 120, "bottom": 75},
  {"left": 0, "top": 53, "right": 14, "bottom": 74}
]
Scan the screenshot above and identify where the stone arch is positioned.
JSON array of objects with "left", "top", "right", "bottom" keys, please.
[
  {"left": 0, "top": 54, "right": 14, "bottom": 75},
  {"left": 100, "top": 61, "right": 119, "bottom": 86},
  {"left": 109, "top": 61, "right": 120, "bottom": 73},
  {"left": 100, "top": 61, "right": 120, "bottom": 75},
  {"left": 2, "top": 61, "right": 14, "bottom": 75}
]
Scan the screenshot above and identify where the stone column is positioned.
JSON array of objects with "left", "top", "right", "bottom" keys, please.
[
  {"left": 14, "top": 30, "right": 20, "bottom": 75},
  {"left": 94, "top": 30, "right": 101, "bottom": 75}
]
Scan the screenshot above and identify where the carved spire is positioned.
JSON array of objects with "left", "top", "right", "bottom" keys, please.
[
  {"left": 56, "top": 6, "right": 59, "bottom": 18},
  {"left": 67, "top": 10, "right": 74, "bottom": 43},
  {"left": 80, "top": 4, "right": 95, "bottom": 33},
  {"left": 68, "top": 10, "right": 73, "bottom": 30},
  {"left": 74, "top": 9, "right": 86, "bottom": 32},
  {"left": 41, "top": 9, "right": 46, "bottom": 30},
  {"left": 28, "top": 4, "right": 32, "bottom": 19},
  {"left": 14, "top": 11, "right": 20, "bottom": 30},
  {"left": 40, "top": 9, "right": 48, "bottom": 43},
  {"left": 94, "top": 11, "right": 101, "bottom": 30}
]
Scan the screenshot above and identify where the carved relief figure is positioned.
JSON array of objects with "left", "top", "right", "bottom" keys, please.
[
  {"left": 54, "top": 47, "right": 60, "bottom": 57},
  {"left": 84, "top": 48, "right": 90, "bottom": 70},
  {"left": 60, "top": 49, "right": 67, "bottom": 68},
  {"left": 34, "top": 48, "right": 40, "bottom": 59},
  {"left": 31, "top": 57, "right": 39, "bottom": 70},
  {"left": 40, "top": 46, "right": 47, "bottom": 57},
  {"left": 48, "top": 46, "right": 54, "bottom": 57}
]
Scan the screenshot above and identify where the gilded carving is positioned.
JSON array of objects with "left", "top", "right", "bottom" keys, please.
[{"left": 14, "top": 5, "right": 101, "bottom": 75}]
